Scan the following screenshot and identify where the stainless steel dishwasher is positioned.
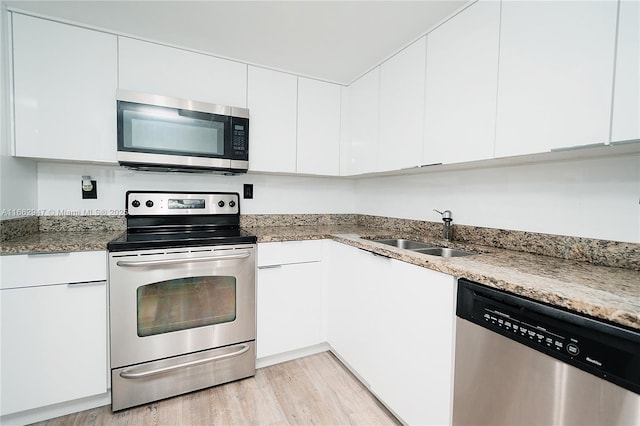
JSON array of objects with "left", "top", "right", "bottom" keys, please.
[{"left": 453, "top": 279, "right": 640, "bottom": 426}]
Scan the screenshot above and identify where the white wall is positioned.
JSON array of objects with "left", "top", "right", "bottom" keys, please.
[
  {"left": 0, "top": 5, "right": 37, "bottom": 216},
  {"left": 355, "top": 155, "right": 640, "bottom": 243},
  {"left": 36, "top": 162, "right": 357, "bottom": 216},
  {"left": 35, "top": 154, "right": 640, "bottom": 244}
]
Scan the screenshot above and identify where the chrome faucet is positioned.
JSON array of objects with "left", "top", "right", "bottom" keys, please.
[{"left": 434, "top": 209, "right": 453, "bottom": 241}]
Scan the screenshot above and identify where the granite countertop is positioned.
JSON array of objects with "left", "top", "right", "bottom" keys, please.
[
  {"left": 2, "top": 224, "right": 638, "bottom": 331},
  {"left": 248, "top": 225, "right": 640, "bottom": 331},
  {"left": 0, "top": 230, "right": 123, "bottom": 254}
]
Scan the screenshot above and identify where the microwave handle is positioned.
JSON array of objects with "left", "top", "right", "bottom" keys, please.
[{"left": 116, "top": 250, "right": 251, "bottom": 268}]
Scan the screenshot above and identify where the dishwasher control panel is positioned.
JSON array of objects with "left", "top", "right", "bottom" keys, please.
[
  {"left": 482, "top": 308, "right": 581, "bottom": 357},
  {"left": 457, "top": 279, "right": 640, "bottom": 395}
]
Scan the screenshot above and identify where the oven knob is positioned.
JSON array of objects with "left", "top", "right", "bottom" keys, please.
[
  {"left": 131, "top": 200, "right": 140, "bottom": 208},
  {"left": 229, "top": 200, "right": 236, "bottom": 208},
  {"left": 218, "top": 200, "right": 225, "bottom": 207},
  {"left": 146, "top": 200, "right": 154, "bottom": 208}
]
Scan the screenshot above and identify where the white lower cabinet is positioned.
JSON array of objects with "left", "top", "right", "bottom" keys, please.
[
  {"left": 257, "top": 262, "right": 323, "bottom": 358},
  {"left": 371, "top": 259, "right": 456, "bottom": 426},
  {"left": 326, "top": 240, "right": 456, "bottom": 425},
  {"left": 326, "top": 241, "right": 385, "bottom": 384},
  {"left": 0, "top": 253, "right": 108, "bottom": 416},
  {"left": 256, "top": 241, "right": 324, "bottom": 358}
]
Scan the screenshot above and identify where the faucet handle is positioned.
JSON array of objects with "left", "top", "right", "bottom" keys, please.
[{"left": 434, "top": 209, "right": 452, "bottom": 220}]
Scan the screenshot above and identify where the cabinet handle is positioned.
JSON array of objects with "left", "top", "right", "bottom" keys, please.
[
  {"left": 116, "top": 251, "right": 251, "bottom": 267},
  {"left": 119, "top": 343, "right": 250, "bottom": 379},
  {"left": 27, "top": 252, "right": 71, "bottom": 257},
  {"left": 370, "top": 251, "right": 391, "bottom": 260},
  {"left": 258, "top": 264, "right": 282, "bottom": 270},
  {"left": 67, "top": 280, "right": 105, "bottom": 287},
  {"left": 550, "top": 142, "right": 605, "bottom": 152},
  {"left": 610, "top": 139, "right": 640, "bottom": 146}
]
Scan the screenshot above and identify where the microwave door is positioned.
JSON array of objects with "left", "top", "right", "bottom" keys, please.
[{"left": 116, "top": 91, "right": 250, "bottom": 173}]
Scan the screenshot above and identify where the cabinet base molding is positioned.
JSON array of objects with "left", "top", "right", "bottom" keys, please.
[
  {"left": 0, "top": 391, "right": 111, "bottom": 425},
  {"left": 328, "top": 346, "right": 403, "bottom": 424},
  {"left": 256, "top": 343, "right": 330, "bottom": 369}
]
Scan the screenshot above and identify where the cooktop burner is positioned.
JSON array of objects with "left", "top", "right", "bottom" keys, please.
[{"left": 107, "top": 191, "right": 257, "bottom": 252}]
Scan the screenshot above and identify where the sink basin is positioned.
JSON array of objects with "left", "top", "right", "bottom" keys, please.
[
  {"left": 373, "top": 239, "right": 434, "bottom": 250},
  {"left": 372, "top": 238, "right": 476, "bottom": 257},
  {"left": 413, "top": 247, "right": 475, "bottom": 257}
]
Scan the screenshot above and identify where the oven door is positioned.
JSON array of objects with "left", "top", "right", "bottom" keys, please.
[{"left": 109, "top": 244, "right": 255, "bottom": 369}]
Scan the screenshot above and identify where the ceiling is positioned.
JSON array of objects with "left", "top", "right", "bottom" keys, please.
[{"left": 3, "top": 0, "right": 469, "bottom": 84}]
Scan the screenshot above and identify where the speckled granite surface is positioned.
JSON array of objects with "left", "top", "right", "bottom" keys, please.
[
  {"left": 0, "top": 230, "right": 124, "bottom": 254},
  {"left": 39, "top": 215, "right": 125, "bottom": 232},
  {"left": 1, "top": 214, "right": 638, "bottom": 330},
  {"left": 240, "top": 213, "right": 359, "bottom": 228},
  {"left": 0, "top": 216, "right": 39, "bottom": 242},
  {"left": 356, "top": 215, "right": 640, "bottom": 270},
  {"left": 1, "top": 215, "right": 124, "bottom": 254},
  {"left": 248, "top": 225, "right": 640, "bottom": 331}
]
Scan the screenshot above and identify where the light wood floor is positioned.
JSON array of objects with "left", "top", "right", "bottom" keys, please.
[{"left": 33, "top": 351, "right": 400, "bottom": 426}]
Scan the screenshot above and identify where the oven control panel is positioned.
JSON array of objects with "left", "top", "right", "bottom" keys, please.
[{"left": 126, "top": 191, "right": 239, "bottom": 215}]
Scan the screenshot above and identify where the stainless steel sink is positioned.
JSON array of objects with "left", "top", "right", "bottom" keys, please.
[
  {"left": 413, "top": 247, "right": 475, "bottom": 257},
  {"left": 374, "top": 239, "right": 434, "bottom": 250},
  {"left": 372, "top": 238, "right": 476, "bottom": 257}
]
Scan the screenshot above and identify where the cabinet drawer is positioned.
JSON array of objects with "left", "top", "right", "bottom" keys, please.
[
  {"left": 0, "top": 251, "right": 107, "bottom": 289},
  {"left": 257, "top": 240, "right": 322, "bottom": 267}
]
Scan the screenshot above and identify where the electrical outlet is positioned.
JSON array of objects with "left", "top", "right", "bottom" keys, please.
[
  {"left": 243, "top": 184, "right": 253, "bottom": 199},
  {"left": 82, "top": 180, "right": 97, "bottom": 199}
]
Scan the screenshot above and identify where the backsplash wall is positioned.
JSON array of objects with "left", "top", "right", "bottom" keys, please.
[
  {"left": 33, "top": 154, "right": 640, "bottom": 244},
  {"left": 36, "top": 162, "right": 357, "bottom": 215},
  {"left": 355, "top": 155, "right": 640, "bottom": 244}
]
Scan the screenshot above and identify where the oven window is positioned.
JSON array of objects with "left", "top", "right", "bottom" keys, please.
[{"left": 137, "top": 276, "right": 236, "bottom": 337}]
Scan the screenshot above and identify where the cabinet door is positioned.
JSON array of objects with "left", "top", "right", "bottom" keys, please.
[
  {"left": 372, "top": 260, "right": 456, "bottom": 426},
  {"left": 495, "top": 1, "right": 617, "bottom": 157},
  {"left": 247, "top": 66, "right": 298, "bottom": 173},
  {"left": 424, "top": 0, "right": 500, "bottom": 165},
  {"left": 611, "top": 0, "right": 640, "bottom": 143},
  {"left": 256, "top": 262, "right": 323, "bottom": 358},
  {"left": 341, "top": 67, "right": 380, "bottom": 175},
  {"left": 0, "top": 282, "right": 107, "bottom": 415},
  {"left": 118, "top": 37, "right": 247, "bottom": 108},
  {"left": 12, "top": 14, "right": 117, "bottom": 163},
  {"left": 297, "top": 78, "right": 341, "bottom": 175},
  {"left": 378, "top": 37, "right": 427, "bottom": 172},
  {"left": 326, "top": 242, "right": 388, "bottom": 386}
]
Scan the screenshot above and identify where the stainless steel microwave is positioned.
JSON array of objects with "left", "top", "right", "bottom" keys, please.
[{"left": 116, "top": 90, "right": 249, "bottom": 174}]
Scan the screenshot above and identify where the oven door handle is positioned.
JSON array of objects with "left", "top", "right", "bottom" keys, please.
[
  {"left": 115, "top": 250, "right": 251, "bottom": 267},
  {"left": 119, "top": 343, "right": 251, "bottom": 379}
]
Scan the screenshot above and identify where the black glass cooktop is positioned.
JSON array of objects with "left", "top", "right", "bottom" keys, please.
[{"left": 107, "top": 227, "right": 257, "bottom": 252}]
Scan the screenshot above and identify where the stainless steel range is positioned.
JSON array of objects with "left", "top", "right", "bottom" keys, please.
[{"left": 107, "top": 191, "right": 257, "bottom": 411}]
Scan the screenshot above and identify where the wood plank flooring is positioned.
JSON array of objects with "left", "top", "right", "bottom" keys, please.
[{"left": 32, "top": 351, "right": 400, "bottom": 426}]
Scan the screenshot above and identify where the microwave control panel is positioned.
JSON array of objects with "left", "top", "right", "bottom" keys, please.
[{"left": 231, "top": 117, "right": 249, "bottom": 158}]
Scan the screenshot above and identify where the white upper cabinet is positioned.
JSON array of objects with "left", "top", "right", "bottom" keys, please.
[
  {"left": 378, "top": 37, "right": 427, "bottom": 172},
  {"left": 12, "top": 14, "right": 117, "bottom": 163},
  {"left": 296, "top": 77, "right": 341, "bottom": 175},
  {"left": 611, "top": 0, "right": 640, "bottom": 143},
  {"left": 118, "top": 37, "right": 247, "bottom": 108},
  {"left": 247, "top": 66, "right": 298, "bottom": 173},
  {"left": 424, "top": 0, "right": 500, "bottom": 165},
  {"left": 340, "top": 67, "right": 380, "bottom": 175},
  {"left": 494, "top": 1, "right": 618, "bottom": 157}
]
